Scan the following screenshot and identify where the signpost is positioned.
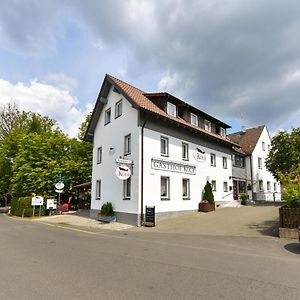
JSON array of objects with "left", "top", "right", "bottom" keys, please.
[
  {"left": 31, "top": 196, "right": 44, "bottom": 217},
  {"left": 46, "top": 199, "right": 57, "bottom": 216},
  {"left": 55, "top": 179, "right": 64, "bottom": 214},
  {"left": 144, "top": 206, "right": 155, "bottom": 227}
]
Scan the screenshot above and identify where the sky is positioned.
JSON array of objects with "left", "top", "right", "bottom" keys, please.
[{"left": 0, "top": 0, "right": 299, "bottom": 137}]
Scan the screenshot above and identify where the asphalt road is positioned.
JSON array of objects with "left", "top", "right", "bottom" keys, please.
[{"left": 1, "top": 214, "right": 300, "bottom": 300}]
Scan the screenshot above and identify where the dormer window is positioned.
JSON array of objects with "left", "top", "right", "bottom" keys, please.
[
  {"left": 191, "top": 113, "right": 198, "bottom": 126},
  {"left": 220, "top": 127, "right": 226, "bottom": 137},
  {"left": 166, "top": 102, "right": 176, "bottom": 117},
  {"left": 204, "top": 120, "right": 211, "bottom": 132}
]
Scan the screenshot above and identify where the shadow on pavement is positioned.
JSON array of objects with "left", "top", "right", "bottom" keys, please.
[
  {"left": 284, "top": 243, "right": 300, "bottom": 255},
  {"left": 247, "top": 219, "right": 279, "bottom": 237}
]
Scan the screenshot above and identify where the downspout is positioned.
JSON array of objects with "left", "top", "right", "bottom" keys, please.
[
  {"left": 140, "top": 117, "right": 148, "bottom": 226},
  {"left": 249, "top": 154, "right": 254, "bottom": 201}
]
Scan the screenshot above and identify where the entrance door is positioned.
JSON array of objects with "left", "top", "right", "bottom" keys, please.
[{"left": 233, "top": 180, "right": 239, "bottom": 200}]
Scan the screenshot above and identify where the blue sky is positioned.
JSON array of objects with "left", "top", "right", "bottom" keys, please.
[{"left": 0, "top": 0, "right": 299, "bottom": 137}]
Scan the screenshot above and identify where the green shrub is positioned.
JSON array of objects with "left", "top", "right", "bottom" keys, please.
[
  {"left": 10, "top": 196, "right": 48, "bottom": 217},
  {"left": 100, "top": 202, "right": 114, "bottom": 216},
  {"left": 203, "top": 181, "right": 214, "bottom": 204},
  {"left": 283, "top": 183, "right": 300, "bottom": 208},
  {"left": 240, "top": 194, "right": 248, "bottom": 205}
]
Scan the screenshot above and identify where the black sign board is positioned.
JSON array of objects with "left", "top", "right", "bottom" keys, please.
[{"left": 145, "top": 206, "right": 155, "bottom": 227}]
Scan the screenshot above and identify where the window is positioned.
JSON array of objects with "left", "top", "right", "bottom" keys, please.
[
  {"left": 262, "top": 141, "right": 265, "bottom": 151},
  {"left": 233, "top": 154, "right": 245, "bottom": 168},
  {"left": 274, "top": 182, "right": 277, "bottom": 192},
  {"left": 166, "top": 102, "right": 176, "bottom": 117},
  {"left": 267, "top": 181, "right": 270, "bottom": 191},
  {"left": 104, "top": 108, "right": 111, "bottom": 125},
  {"left": 268, "top": 145, "right": 270, "bottom": 152},
  {"left": 161, "top": 176, "right": 170, "bottom": 200},
  {"left": 182, "top": 178, "right": 190, "bottom": 199},
  {"left": 123, "top": 178, "right": 131, "bottom": 199},
  {"left": 210, "top": 153, "right": 216, "bottom": 167},
  {"left": 258, "top": 157, "right": 262, "bottom": 169},
  {"left": 124, "top": 134, "right": 131, "bottom": 155},
  {"left": 259, "top": 180, "right": 263, "bottom": 192},
  {"left": 115, "top": 100, "right": 122, "bottom": 118},
  {"left": 222, "top": 157, "right": 227, "bottom": 169},
  {"left": 211, "top": 180, "right": 216, "bottom": 191},
  {"left": 182, "top": 142, "right": 189, "bottom": 160},
  {"left": 220, "top": 127, "right": 226, "bottom": 137},
  {"left": 239, "top": 181, "right": 246, "bottom": 194},
  {"left": 191, "top": 113, "right": 198, "bottom": 126},
  {"left": 160, "top": 136, "right": 169, "bottom": 156},
  {"left": 223, "top": 181, "right": 228, "bottom": 192},
  {"left": 97, "top": 147, "right": 102, "bottom": 164},
  {"left": 96, "top": 180, "right": 101, "bottom": 199},
  {"left": 204, "top": 120, "right": 211, "bottom": 132}
]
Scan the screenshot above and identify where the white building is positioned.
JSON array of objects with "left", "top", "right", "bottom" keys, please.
[
  {"left": 85, "top": 74, "right": 239, "bottom": 225},
  {"left": 228, "top": 126, "right": 281, "bottom": 202}
]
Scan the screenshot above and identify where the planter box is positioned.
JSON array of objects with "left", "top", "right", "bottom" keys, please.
[
  {"left": 198, "top": 202, "right": 215, "bottom": 212},
  {"left": 98, "top": 215, "right": 116, "bottom": 223},
  {"left": 279, "top": 205, "right": 300, "bottom": 228}
]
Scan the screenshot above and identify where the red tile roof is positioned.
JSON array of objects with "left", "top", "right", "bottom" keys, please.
[
  {"left": 106, "top": 74, "right": 237, "bottom": 147},
  {"left": 228, "top": 125, "right": 265, "bottom": 155}
]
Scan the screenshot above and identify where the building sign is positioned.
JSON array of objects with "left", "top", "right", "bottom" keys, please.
[
  {"left": 151, "top": 158, "right": 196, "bottom": 175},
  {"left": 47, "top": 199, "right": 57, "bottom": 209},
  {"left": 193, "top": 147, "right": 206, "bottom": 163},
  {"left": 116, "top": 158, "right": 133, "bottom": 165},
  {"left": 116, "top": 165, "right": 131, "bottom": 180},
  {"left": 31, "top": 196, "right": 44, "bottom": 206},
  {"left": 145, "top": 206, "right": 155, "bottom": 227}
]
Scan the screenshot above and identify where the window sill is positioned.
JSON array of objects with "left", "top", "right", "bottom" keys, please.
[
  {"left": 123, "top": 197, "right": 131, "bottom": 200},
  {"left": 161, "top": 154, "right": 169, "bottom": 157},
  {"left": 124, "top": 153, "right": 131, "bottom": 156},
  {"left": 104, "top": 122, "right": 111, "bottom": 126},
  {"left": 161, "top": 197, "right": 170, "bottom": 201},
  {"left": 95, "top": 198, "right": 101, "bottom": 200},
  {"left": 183, "top": 197, "right": 190, "bottom": 200},
  {"left": 115, "top": 114, "right": 122, "bottom": 119}
]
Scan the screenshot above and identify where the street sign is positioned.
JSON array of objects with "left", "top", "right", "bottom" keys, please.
[
  {"left": 55, "top": 189, "right": 63, "bottom": 193},
  {"left": 116, "top": 158, "right": 133, "bottom": 164},
  {"left": 55, "top": 182, "right": 65, "bottom": 190},
  {"left": 56, "top": 177, "right": 65, "bottom": 182},
  {"left": 32, "top": 196, "right": 44, "bottom": 206},
  {"left": 46, "top": 199, "right": 57, "bottom": 209}
]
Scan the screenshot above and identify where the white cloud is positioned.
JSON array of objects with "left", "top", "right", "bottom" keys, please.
[
  {"left": 45, "top": 72, "right": 78, "bottom": 91},
  {"left": 0, "top": 78, "right": 90, "bottom": 138}
]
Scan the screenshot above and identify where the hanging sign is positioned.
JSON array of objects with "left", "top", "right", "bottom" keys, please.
[
  {"left": 32, "top": 196, "right": 44, "bottom": 206},
  {"left": 116, "top": 165, "right": 131, "bottom": 180},
  {"left": 193, "top": 147, "right": 207, "bottom": 163}
]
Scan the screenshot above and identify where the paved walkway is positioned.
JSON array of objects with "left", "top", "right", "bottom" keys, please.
[{"left": 133, "top": 206, "right": 280, "bottom": 237}]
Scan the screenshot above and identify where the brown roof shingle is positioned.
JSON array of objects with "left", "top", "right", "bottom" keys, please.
[
  {"left": 106, "top": 74, "right": 237, "bottom": 147},
  {"left": 228, "top": 125, "right": 265, "bottom": 155}
]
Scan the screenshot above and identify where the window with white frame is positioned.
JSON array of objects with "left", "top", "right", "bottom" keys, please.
[
  {"left": 166, "top": 102, "right": 176, "bottom": 117},
  {"left": 210, "top": 153, "right": 216, "bottom": 166},
  {"left": 182, "top": 142, "right": 189, "bottom": 160},
  {"left": 274, "top": 182, "right": 277, "bottom": 192},
  {"left": 97, "top": 147, "right": 102, "bottom": 164},
  {"left": 267, "top": 181, "right": 270, "bottom": 191},
  {"left": 190, "top": 113, "right": 198, "bottom": 126},
  {"left": 124, "top": 134, "right": 131, "bottom": 155},
  {"left": 220, "top": 127, "right": 226, "bottom": 137},
  {"left": 262, "top": 141, "right": 265, "bottom": 151},
  {"left": 182, "top": 178, "right": 190, "bottom": 199},
  {"left": 104, "top": 108, "right": 111, "bottom": 125},
  {"left": 222, "top": 157, "right": 227, "bottom": 169},
  {"left": 161, "top": 176, "right": 170, "bottom": 200},
  {"left": 233, "top": 154, "right": 245, "bottom": 168},
  {"left": 96, "top": 180, "right": 101, "bottom": 199},
  {"left": 123, "top": 178, "right": 131, "bottom": 199},
  {"left": 223, "top": 181, "right": 228, "bottom": 192},
  {"left": 258, "top": 157, "right": 262, "bottom": 169},
  {"left": 160, "top": 136, "right": 169, "bottom": 156},
  {"left": 259, "top": 180, "right": 263, "bottom": 192},
  {"left": 211, "top": 180, "right": 216, "bottom": 191},
  {"left": 204, "top": 120, "right": 212, "bottom": 132},
  {"left": 115, "top": 100, "right": 122, "bottom": 118}
]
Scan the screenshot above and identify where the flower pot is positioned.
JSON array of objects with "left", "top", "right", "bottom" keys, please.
[
  {"left": 198, "top": 201, "right": 215, "bottom": 212},
  {"left": 98, "top": 214, "right": 116, "bottom": 223}
]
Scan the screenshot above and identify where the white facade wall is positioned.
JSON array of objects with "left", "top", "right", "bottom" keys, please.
[
  {"left": 91, "top": 87, "right": 140, "bottom": 215},
  {"left": 142, "top": 128, "right": 233, "bottom": 214},
  {"left": 251, "top": 127, "right": 281, "bottom": 201}
]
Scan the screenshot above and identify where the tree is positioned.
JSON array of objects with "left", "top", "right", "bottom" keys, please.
[
  {"left": 78, "top": 111, "right": 92, "bottom": 141},
  {"left": 266, "top": 128, "right": 300, "bottom": 180},
  {"left": 203, "top": 181, "right": 214, "bottom": 203}
]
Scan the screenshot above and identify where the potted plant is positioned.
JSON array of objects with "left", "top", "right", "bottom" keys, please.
[
  {"left": 98, "top": 202, "right": 116, "bottom": 223},
  {"left": 199, "top": 181, "right": 215, "bottom": 212},
  {"left": 240, "top": 193, "right": 248, "bottom": 205}
]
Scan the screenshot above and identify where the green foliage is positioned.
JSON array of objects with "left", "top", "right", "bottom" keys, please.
[
  {"left": 100, "top": 202, "right": 114, "bottom": 216},
  {"left": 283, "top": 185, "right": 300, "bottom": 208},
  {"left": 78, "top": 111, "right": 92, "bottom": 141},
  {"left": 203, "top": 181, "right": 214, "bottom": 204},
  {"left": 240, "top": 194, "right": 248, "bottom": 205},
  {"left": 266, "top": 128, "right": 300, "bottom": 180}
]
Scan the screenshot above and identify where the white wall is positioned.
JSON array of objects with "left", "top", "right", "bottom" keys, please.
[
  {"left": 251, "top": 127, "right": 281, "bottom": 201},
  {"left": 91, "top": 87, "right": 140, "bottom": 214},
  {"left": 142, "top": 128, "right": 233, "bottom": 213}
]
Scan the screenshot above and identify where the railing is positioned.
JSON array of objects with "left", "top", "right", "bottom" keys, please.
[{"left": 279, "top": 205, "right": 300, "bottom": 228}]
